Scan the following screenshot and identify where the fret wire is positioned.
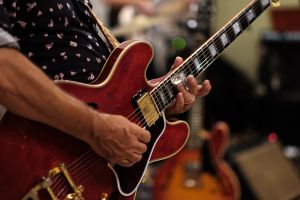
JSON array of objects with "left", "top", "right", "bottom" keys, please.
[
  {"left": 150, "top": 0, "right": 270, "bottom": 112},
  {"left": 239, "top": 12, "right": 249, "bottom": 30},
  {"left": 161, "top": 85, "right": 171, "bottom": 104},
  {"left": 155, "top": 0, "right": 264, "bottom": 111},
  {"left": 254, "top": 0, "right": 264, "bottom": 15},
  {"left": 214, "top": 32, "right": 224, "bottom": 53}
]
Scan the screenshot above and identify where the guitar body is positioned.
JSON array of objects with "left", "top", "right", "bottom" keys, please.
[
  {"left": 0, "top": 0, "right": 274, "bottom": 197},
  {"left": 0, "top": 40, "right": 189, "bottom": 200},
  {"left": 153, "top": 122, "right": 240, "bottom": 200}
]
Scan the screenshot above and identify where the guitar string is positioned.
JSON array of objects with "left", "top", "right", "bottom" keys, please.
[
  {"left": 52, "top": 1, "right": 265, "bottom": 195},
  {"left": 56, "top": 158, "right": 109, "bottom": 200},
  {"left": 45, "top": 1, "right": 266, "bottom": 198},
  {"left": 134, "top": 0, "right": 264, "bottom": 128},
  {"left": 149, "top": 0, "right": 263, "bottom": 113},
  {"left": 55, "top": 155, "right": 107, "bottom": 198},
  {"left": 130, "top": 0, "right": 264, "bottom": 128},
  {"left": 124, "top": 0, "right": 265, "bottom": 128},
  {"left": 51, "top": 150, "right": 96, "bottom": 192},
  {"left": 55, "top": 153, "right": 102, "bottom": 199},
  {"left": 136, "top": 0, "right": 266, "bottom": 125},
  {"left": 51, "top": 152, "right": 98, "bottom": 194},
  {"left": 52, "top": 1, "right": 264, "bottom": 197},
  {"left": 57, "top": 159, "right": 107, "bottom": 199}
]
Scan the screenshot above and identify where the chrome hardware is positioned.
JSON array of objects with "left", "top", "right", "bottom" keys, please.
[{"left": 171, "top": 72, "right": 186, "bottom": 86}]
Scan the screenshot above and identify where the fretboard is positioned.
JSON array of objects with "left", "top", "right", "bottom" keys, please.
[{"left": 150, "top": 0, "right": 272, "bottom": 112}]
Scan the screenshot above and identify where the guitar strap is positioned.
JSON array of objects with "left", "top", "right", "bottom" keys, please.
[{"left": 85, "top": 4, "right": 120, "bottom": 50}]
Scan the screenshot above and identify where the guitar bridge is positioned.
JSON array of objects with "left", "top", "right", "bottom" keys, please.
[
  {"left": 22, "top": 163, "right": 84, "bottom": 200},
  {"left": 136, "top": 92, "right": 159, "bottom": 127}
]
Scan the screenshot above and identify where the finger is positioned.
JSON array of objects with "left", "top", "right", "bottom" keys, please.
[
  {"left": 176, "top": 82, "right": 188, "bottom": 95},
  {"left": 170, "top": 56, "right": 184, "bottom": 71},
  {"left": 177, "top": 83, "right": 195, "bottom": 104},
  {"left": 172, "top": 92, "right": 185, "bottom": 113},
  {"left": 128, "top": 153, "right": 142, "bottom": 164},
  {"left": 133, "top": 142, "right": 148, "bottom": 154},
  {"left": 138, "top": 130, "right": 151, "bottom": 143},
  {"left": 197, "top": 80, "right": 211, "bottom": 97},
  {"left": 118, "top": 159, "right": 133, "bottom": 167},
  {"left": 186, "top": 75, "right": 199, "bottom": 96}
]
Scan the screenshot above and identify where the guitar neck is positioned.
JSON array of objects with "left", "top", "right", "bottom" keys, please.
[{"left": 150, "top": 0, "right": 272, "bottom": 112}]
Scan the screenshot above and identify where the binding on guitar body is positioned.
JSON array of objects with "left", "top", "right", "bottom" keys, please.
[{"left": 0, "top": 0, "right": 279, "bottom": 199}]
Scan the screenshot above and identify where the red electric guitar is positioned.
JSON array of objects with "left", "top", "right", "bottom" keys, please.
[{"left": 0, "top": 0, "right": 277, "bottom": 199}]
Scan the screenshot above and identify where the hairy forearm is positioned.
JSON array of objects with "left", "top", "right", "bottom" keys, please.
[{"left": 0, "top": 48, "right": 96, "bottom": 142}]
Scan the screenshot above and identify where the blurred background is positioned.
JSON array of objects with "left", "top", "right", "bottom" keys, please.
[{"left": 92, "top": 0, "right": 300, "bottom": 199}]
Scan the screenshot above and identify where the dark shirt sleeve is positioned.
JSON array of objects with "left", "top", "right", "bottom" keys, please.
[{"left": 0, "top": 3, "right": 19, "bottom": 49}]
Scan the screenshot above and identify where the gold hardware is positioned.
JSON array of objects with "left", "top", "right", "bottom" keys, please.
[
  {"left": 271, "top": 0, "right": 280, "bottom": 7},
  {"left": 101, "top": 193, "right": 108, "bottom": 200},
  {"left": 64, "top": 185, "right": 85, "bottom": 200},
  {"left": 107, "top": 162, "right": 115, "bottom": 168},
  {"left": 49, "top": 166, "right": 61, "bottom": 177},
  {"left": 141, "top": 177, "right": 147, "bottom": 183},
  {"left": 22, "top": 163, "right": 85, "bottom": 200},
  {"left": 137, "top": 92, "right": 159, "bottom": 126}
]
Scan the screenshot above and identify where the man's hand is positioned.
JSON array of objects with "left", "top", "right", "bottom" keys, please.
[
  {"left": 88, "top": 112, "right": 151, "bottom": 167},
  {"left": 165, "top": 57, "right": 212, "bottom": 115}
]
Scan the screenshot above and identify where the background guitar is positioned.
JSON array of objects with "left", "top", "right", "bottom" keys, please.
[
  {"left": 0, "top": 0, "right": 275, "bottom": 199},
  {"left": 153, "top": 119, "right": 240, "bottom": 200},
  {"left": 152, "top": 0, "right": 240, "bottom": 197}
]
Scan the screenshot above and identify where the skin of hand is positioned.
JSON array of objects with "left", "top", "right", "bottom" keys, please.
[
  {"left": 88, "top": 56, "right": 211, "bottom": 167},
  {"left": 166, "top": 57, "right": 212, "bottom": 115},
  {"left": 0, "top": 48, "right": 151, "bottom": 168},
  {"left": 150, "top": 56, "right": 212, "bottom": 116},
  {"left": 0, "top": 49, "right": 209, "bottom": 168},
  {"left": 88, "top": 112, "right": 151, "bottom": 167}
]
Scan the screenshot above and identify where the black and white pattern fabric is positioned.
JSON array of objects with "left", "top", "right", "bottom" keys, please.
[{"left": 0, "top": 0, "right": 110, "bottom": 83}]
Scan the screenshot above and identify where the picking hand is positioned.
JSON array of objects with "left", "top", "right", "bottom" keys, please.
[{"left": 88, "top": 112, "right": 151, "bottom": 167}]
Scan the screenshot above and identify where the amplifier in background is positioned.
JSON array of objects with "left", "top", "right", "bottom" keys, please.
[{"left": 228, "top": 136, "right": 300, "bottom": 200}]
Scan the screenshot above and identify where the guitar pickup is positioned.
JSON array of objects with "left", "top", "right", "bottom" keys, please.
[{"left": 136, "top": 92, "right": 159, "bottom": 127}]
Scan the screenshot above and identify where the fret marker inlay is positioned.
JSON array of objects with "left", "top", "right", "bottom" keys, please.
[
  {"left": 261, "top": 0, "right": 270, "bottom": 8},
  {"left": 158, "top": 90, "right": 166, "bottom": 106},
  {"left": 193, "top": 58, "right": 202, "bottom": 71},
  {"left": 232, "top": 21, "right": 241, "bottom": 35},
  {"left": 246, "top": 9, "right": 255, "bottom": 22},
  {"left": 166, "top": 84, "right": 174, "bottom": 99},
  {"left": 208, "top": 44, "right": 217, "bottom": 57},
  {"left": 220, "top": 33, "right": 229, "bottom": 47},
  {"left": 150, "top": 0, "right": 272, "bottom": 114}
]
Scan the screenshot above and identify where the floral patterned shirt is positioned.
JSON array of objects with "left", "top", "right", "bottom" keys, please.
[{"left": 0, "top": 0, "right": 110, "bottom": 83}]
